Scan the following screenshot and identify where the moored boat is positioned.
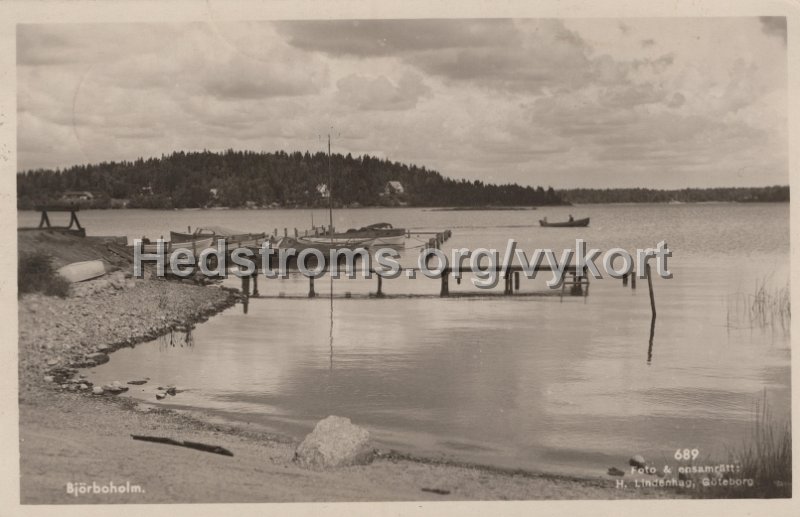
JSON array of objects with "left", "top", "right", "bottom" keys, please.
[
  {"left": 170, "top": 227, "right": 267, "bottom": 248},
  {"left": 282, "top": 235, "right": 374, "bottom": 250},
  {"left": 137, "top": 236, "right": 216, "bottom": 254},
  {"left": 332, "top": 222, "right": 406, "bottom": 248},
  {"left": 273, "top": 236, "right": 371, "bottom": 270},
  {"left": 539, "top": 217, "right": 590, "bottom": 228}
]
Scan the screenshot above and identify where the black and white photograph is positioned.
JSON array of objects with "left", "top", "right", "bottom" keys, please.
[{"left": 4, "top": 1, "right": 797, "bottom": 512}]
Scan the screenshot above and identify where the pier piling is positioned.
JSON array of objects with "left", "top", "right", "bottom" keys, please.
[{"left": 241, "top": 274, "right": 250, "bottom": 297}]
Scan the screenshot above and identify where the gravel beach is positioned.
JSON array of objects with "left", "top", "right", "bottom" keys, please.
[
  {"left": 16, "top": 237, "right": 682, "bottom": 502},
  {"left": 18, "top": 275, "right": 239, "bottom": 392}
]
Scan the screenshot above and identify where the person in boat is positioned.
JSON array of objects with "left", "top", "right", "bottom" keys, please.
[{"left": 568, "top": 214, "right": 574, "bottom": 222}]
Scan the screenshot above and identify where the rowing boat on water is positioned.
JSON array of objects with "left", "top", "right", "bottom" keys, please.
[{"left": 539, "top": 217, "right": 590, "bottom": 228}]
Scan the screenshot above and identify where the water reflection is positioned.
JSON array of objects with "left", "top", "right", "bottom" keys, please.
[
  {"left": 82, "top": 204, "right": 790, "bottom": 476},
  {"left": 158, "top": 326, "right": 194, "bottom": 350},
  {"left": 329, "top": 286, "right": 334, "bottom": 370}
]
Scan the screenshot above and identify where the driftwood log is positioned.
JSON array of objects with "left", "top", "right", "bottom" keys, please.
[{"left": 131, "top": 435, "right": 234, "bottom": 456}]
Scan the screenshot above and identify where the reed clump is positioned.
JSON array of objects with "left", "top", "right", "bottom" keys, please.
[
  {"left": 18, "top": 251, "right": 71, "bottom": 298},
  {"left": 726, "top": 279, "right": 790, "bottom": 332},
  {"left": 696, "top": 397, "right": 791, "bottom": 498}
]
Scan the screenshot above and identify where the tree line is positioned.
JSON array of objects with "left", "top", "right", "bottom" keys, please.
[
  {"left": 559, "top": 186, "right": 789, "bottom": 204},
  {"left": 17, "top": 150, "right": 566, "bottom": 209}
]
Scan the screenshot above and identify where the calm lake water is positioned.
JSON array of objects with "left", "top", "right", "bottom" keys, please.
[{"left": 19, "top": 204, "right": 791, "bottom": 476}]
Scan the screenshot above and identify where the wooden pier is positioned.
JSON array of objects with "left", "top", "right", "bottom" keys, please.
[{"left": 238, "top": 263, "right": 590, "bottom": 300}]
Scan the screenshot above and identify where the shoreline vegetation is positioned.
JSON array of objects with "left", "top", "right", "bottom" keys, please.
[
  {"left": 17, "top": 231, "right": 788, "bottom": 502},
  {"left": 15, "top": 149, "right": 788, "bottom": 210},
  {"left": 16, "top": 150, "right": 568, "bottom": 210}
]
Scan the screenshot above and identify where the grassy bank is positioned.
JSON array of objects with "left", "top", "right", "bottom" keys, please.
[{"left": 694, "top": 397, "right": 791, "bottom": 499}]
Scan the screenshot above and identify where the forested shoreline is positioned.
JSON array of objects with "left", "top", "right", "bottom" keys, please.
[
  {"left": 560, "top": 186, "right": 789, "bottom": 204},
  {"left": 17, "top": 149, "right": 788, "bottom": 209},
  {"left": 17, "top": 150, "right": 565, "bottom": 209}
]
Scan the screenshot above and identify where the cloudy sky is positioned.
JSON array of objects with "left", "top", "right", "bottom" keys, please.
[{"left": 17, "top": 17, "right": 787, "bottom": 188}]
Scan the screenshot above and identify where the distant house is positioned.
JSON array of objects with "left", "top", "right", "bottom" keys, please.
[
  {"left": 384, "top": 181, "right": 404, "bottom": 195},
  {"left": 316, "top": 183, "right": 330, "bottom": 198},
  {"left": 60, "top": 191, "right": 94, "bottom": 202},
  {"left": 141, "top": 185, "right": 153, "bottom": 195},
  {"left": 209, "top": 188, "right": 219, "bottom": 198}
]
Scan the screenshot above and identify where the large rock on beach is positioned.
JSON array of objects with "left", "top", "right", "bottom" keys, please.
[{"left": 294, "top": 416, "right": 373, "bottom": 469}]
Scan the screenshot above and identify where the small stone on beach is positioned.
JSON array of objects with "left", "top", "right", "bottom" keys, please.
[{"left": 629, "top": 454, "right": 646, "bottom": 469}]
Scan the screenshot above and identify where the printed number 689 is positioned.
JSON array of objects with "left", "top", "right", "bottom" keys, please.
[{"left": 674, "top": 448, "right": 699, "bottom": 461}]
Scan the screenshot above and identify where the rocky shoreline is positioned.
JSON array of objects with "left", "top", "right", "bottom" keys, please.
[
  {"left": 18, "top": 274, "right": 242, "bottom": 393},
  {"left": 17, "top": 266, "right": 688, "bottom": 502}
]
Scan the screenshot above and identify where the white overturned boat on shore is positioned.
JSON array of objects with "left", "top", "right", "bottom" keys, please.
[{"left": 57, "top": 260, "right": 106, "bottom": 283}]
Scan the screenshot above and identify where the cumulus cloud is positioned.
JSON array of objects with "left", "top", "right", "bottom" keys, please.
[
  {"left": 336, "top": 72, "right": 430, "bottom": 111},
  {"left": 16, "top": 18, "right": 789, "bottom": 188},
  {"left": 279, "top": 19, "right": 598, "bottom": 94}
]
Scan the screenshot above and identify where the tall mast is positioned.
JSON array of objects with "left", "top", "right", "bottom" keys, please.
[{"left": 327, "top": 132, "right": 333, "bottom": 238}]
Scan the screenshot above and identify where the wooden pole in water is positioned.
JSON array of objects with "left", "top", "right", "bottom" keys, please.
[
  {"left": 646, "top": 263, "right": 656, "bottom": 318},
  {"left": 251, "top": 271, "right": 259, "bottom": 297},
  {"left": 376, "top": 275, "right": 384, "bottom": 297},
  {"left": 514, "top": 271, "right": 520, "bottom": 291},
  {"left": 309, "top": 276, "right": 316, "bottom": 298},
  {"left": 646, "top": 262, "right": 656, "bottom": 363},
  {"left": 440, "top": 271, "right": 449, "bottom": 297}
]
